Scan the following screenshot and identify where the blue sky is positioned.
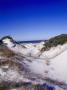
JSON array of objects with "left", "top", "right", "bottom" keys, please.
[{"left": 0, "top": 0, "right": 67, "bottom": 40}]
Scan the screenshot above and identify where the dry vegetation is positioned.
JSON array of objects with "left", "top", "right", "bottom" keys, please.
[
  {"left": 0, "top": 45, "right": 15, "bottom": 57},
  {"left": 0, "top": 45, "right": 48, "bottom": 90},
  {"left": 0, "top": 82, "right": 48, "bottom": 90}
]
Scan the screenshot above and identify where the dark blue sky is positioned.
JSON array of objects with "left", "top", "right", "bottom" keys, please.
[{"left": 0, "top": 0, "right": 67, "bottom": 40}]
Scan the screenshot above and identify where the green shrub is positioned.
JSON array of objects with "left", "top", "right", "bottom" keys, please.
[{"left": 42, "top": 34, "right": 67, "bottom": 51}]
